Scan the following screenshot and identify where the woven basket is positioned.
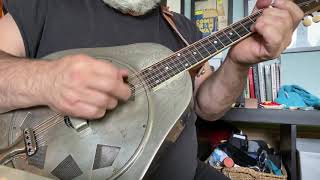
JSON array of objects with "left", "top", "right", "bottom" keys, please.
[{"left": 214, "top": 166, "right": 287, "bottom": 180}]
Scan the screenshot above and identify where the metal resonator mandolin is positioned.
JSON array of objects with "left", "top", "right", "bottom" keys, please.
[{"left": 0, "top": 1, "right": 319, "bottom": 179}]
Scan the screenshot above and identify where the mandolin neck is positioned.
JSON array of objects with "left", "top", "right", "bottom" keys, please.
[{"left": 137, "top": 10, "right": 262, "bottom": 89}]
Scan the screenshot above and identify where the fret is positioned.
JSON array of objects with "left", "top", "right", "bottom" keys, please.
[
  {"left": 215, "top": 32, "right": 232, "bottom": 46},
  {"left": 181, "top": 48, "right": 201, "bottom": 65},
  {"left": 158, "top": 62, "right": 173, "bottom": 80},
  {"left": 248, "top": 11, "right": 261, "bottom": 22},
  {"left": 201, "top": 38, "right": 218, "bottom": 54},
  {"left": 232, "top": 22, "right": 251, "bottom": 37},
  {"left": 241, "top": 19, "right": 254, "bottom": 33},
  {"left": 172, "top": 53, "right": 188, "bottom": 72},
  {"left": 152, "top": 66, "right": 166, "bottom": 87},
  {"left": 224, "top": 27, "right": 241, "bottom": 42},
  {"left": 247, "top": 16, "right": 255, "bottom": 23},
  {"left": 192, "top": 44, "right": 211, "bottom": 59},
  {"left": 208, "top": 36, "right": 224, "bottom": 50},
  {"left": 163, "top": 58, "right": 181, "bottom": 77},
  {"left": 222, "top": 31, "right": 234, "bottom": 43},
  {"left": 140, "top": 69, "right": 155, "bottom": 88}
]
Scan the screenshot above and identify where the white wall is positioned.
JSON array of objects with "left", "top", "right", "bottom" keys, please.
[{"left": 167, "top": 0, "right": 181, "bottom": 13}]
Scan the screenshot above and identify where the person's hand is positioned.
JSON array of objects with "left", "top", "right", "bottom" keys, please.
[
  {"left": 227, "top": 0, "right": 304, "bottom": 66},
  {"left": 43, "top": 54, "right": 131, "bottom": 119}
]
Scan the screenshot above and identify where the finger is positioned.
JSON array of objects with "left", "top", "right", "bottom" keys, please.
[
  {"left": 105, "top": 98, "right": 118, "bottom": 110},
  {"left": 254, "top": 16, "right": 285, "bottom": 33},
  {"left": 78, "top": 89, "right": 117, "bottom": 109},
  {"left": 119, "top": 69, "right": 129, "bottom": 77},
  {"left": 252, "top": 0, "right": 272, "bottom": 14},
  {"left": 71, "top": 102, "right": 106, "bottom": 119},
  {"left": 272, "top": 0, "right": 304, "bottom": 27},
  {"left": 262, "top": 8, "right": 294, "bottom": 32},
  {"left": 87, "top": 78, "right": 132, "bottom": 101},
  {"left": 91, "top": 60, "right": 120, "bottom": 78},
  {"left": 256, "top": 0, "right": 273, "bottom": 10},
  {"left": 254, "top": 19, "right": 283, "bottom": 46},
  {"left": 259, "top": 8, "right": 293, "bottom": 30}
]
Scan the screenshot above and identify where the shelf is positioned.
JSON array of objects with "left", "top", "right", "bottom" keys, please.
[{"left": 221, "top": 108, "right": 320, "bottom": 126}]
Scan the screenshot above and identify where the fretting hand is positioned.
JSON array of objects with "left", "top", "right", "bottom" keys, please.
[{"left": 227, "top": 0, "right": 304, "bottom": 66}]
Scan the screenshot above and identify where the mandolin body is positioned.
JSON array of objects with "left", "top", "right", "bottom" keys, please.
[{"left": 0, "top": 43, "right": 193, "bottom": 180}]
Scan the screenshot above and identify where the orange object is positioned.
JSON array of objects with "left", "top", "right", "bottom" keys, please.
[{"left": 223, "top": 157, "right": 234, "bottom": 168}]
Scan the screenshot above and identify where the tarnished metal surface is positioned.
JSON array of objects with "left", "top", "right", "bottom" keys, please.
[
  {"left": 0, "top": 165, "right": 51, "bottom": 180},
  {"left": 0, "top": 43, "right": 192, "bottom": 179}
]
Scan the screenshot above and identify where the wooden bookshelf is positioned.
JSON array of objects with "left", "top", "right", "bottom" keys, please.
[
  {"left": 220, "top": 108, "right": 320, "bottom": 180},
  {"left": 221, "top": 108, "right": 320, "bottom": 126}
]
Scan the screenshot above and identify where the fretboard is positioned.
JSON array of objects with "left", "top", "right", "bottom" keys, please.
[{"left": 138, "top": 10, "right": 263, "bottom": 89}]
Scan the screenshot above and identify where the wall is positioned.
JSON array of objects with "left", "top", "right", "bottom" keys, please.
[
  {"left": 167, "top": 0, "right": 182, "bottom": 13},
  {"left": 232, "top": 0, "right": 320, "bottom": 97}
]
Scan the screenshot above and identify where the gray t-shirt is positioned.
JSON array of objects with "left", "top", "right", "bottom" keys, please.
[{"left": 4, "top": 0, "right": 201, "bottom": 179}]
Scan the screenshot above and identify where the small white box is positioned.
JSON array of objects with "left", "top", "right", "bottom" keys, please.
[{"left": 297, "top": 138, "right": 320, "bottom": 180}]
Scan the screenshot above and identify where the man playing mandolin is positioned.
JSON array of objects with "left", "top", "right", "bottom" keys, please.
[{"left": 0, "top": 0, "right": 303, "bottom": 179}]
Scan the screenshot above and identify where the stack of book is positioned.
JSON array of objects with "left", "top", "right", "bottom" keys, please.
[{"left": 243, "top": 60, "right": 281, "bottom": 103}]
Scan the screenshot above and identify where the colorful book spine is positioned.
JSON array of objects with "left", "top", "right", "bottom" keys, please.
[
  {"left": 275, "top": 63, "right": 281, "bottom": 94},
  {"left": 244, "top": 76, "right": 250, "bottom": 99},
  {"left": 264, "top": 65, "right": 272, "bottom": 101},
  {"left": 248, "top": 67, "right": 255, "bottom": 99},
  {"left": 258, "top": 63, "right": 266, "bottom": 102},
  {"left": 252, "top": 64, "right": 261, "bottom": 102},
  {"left": 271, "top": 64, "right": 277, "bottom": 101}
]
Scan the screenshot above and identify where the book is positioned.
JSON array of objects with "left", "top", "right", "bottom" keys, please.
[
  {"left": 275, "top": 62, "right": 281, "bottom": 94},
  {"left": 258, "top": 63, "right": 266, "bottom": 102},
  {"left": 271, "top": 63, "right": 277, "bottom": 101},
  {"left": 195, "top": 8, "right": 218, "bottom": 37},
  {"left": 248, "top": 67, "right": 255, "bottom": 99},
  {"left": 244, "top": 76, "right": 250, "bottom": 99},
  {"left": 264, "top": 65, "right": 272, "bottom": 101},
  {"left": 252, "top": 64, "right": 261, "bottom": 102}
]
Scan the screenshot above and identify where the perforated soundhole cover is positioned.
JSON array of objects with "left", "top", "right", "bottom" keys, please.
[
  {"left": 51, "top": 155, "right": 83, "bottom": 180},
  {"left": 92, "top": 144, "right": 120, "bottom": 170}
]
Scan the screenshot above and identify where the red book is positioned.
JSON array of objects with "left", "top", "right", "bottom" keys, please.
[{"left": 248, "top": 67, "right": 256, "bottom": 99}]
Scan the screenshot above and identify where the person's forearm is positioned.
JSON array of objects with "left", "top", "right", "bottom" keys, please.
[
  {"left": 195, "top": 55, "right": 250, "bottom": 121},
  {"left": 0, "top": 50, "right": 50, "bottom": 113}
]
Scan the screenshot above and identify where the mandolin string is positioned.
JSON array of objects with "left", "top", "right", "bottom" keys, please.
[
  {"left": 32, "top": 113, "right": 62, "bottom": 130},
  {"left": 126, "top": 10, "right": 265, "bottom": 92},
  {"left": 126, "top": 11, "right": 262, "bottom": 94},
  {"left": 126, "top": 10, "right": 263, "bottom": 81},
  {"left": 33, "top": 115, "right": 62, "bottom": 135},
  {"left": 127, "top": 0, "right": 313, "bottom": 90},
  {"left": 28, "top": 1, "right": 313, "bottom": 143},
  {"left": 34, "top": 115, "right": 64, "bottom": 136},
  {"left": 127, "top": 0, "right": 312, "bottom": 94}
]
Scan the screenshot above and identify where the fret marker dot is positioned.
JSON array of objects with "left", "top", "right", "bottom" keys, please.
[
  {"left": 156, "top": 80, "right": 159, "bottom": 83},
  {"left": 229, "top": 32, "right": 233, "bottom": 36},
  {"left": 185, "top": 63, "right": 189, "bottom": 67},
  {"left": 214, "top": 41, "right": 218, "bottom": 44},
  {"left": 193, "top": 52, "right": 197, "bottom": 55},
  {"left": 165, "top": 67, "right": 169, "bottom": 70},
  {"left": 177, "top": 53, "right": 181, "bottom": 57}
]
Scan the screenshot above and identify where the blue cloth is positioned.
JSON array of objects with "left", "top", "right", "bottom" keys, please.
[{"left": 275, "top": 85, "right": 320, "bottom": 108}]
